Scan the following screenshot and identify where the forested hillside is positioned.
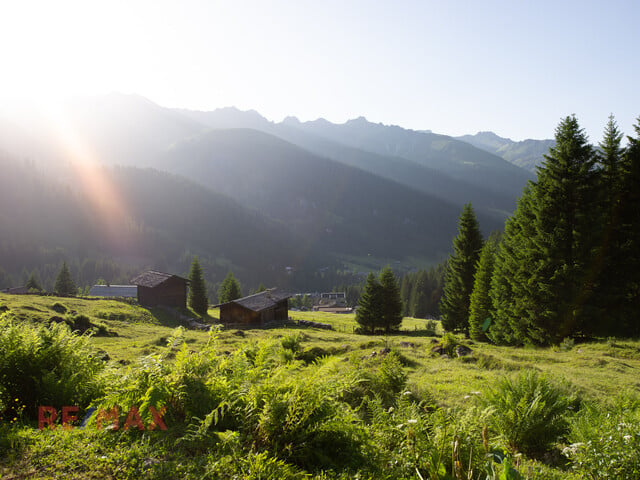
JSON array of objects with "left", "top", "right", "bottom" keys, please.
[
  {"left": 0, "top": 154, "right": 314, "bottom": 293},
  {"left": 0, "top": 94, "right": 533, "bottom": 294}
]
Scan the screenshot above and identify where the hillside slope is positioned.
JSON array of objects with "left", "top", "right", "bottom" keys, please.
[
  {"left": 160, "top": 128, "right": 503, "bottom": 262},
  {"left": 0, "top": 155, "right": 304, "bottom": 290},
  {"left": 456, "top": 131, "right": 554, "bottom": 172}
]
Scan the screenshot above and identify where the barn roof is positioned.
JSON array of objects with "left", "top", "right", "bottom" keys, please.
[
  {"left": 219, "top": 289, "right": 291, "bottom": 312},
  {"left": 89, "top": 285, "right": 138, "bottom": 298},
  {"left": 131, "top": 271, "right": 189, "bottom": 288}
]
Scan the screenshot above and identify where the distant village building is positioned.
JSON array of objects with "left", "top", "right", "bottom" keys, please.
[
  {"left": 88, "top": 285, "right": 138, "bottom": 298},
  {"left": 320, "top": 292, "right": 346, "bottom": 301},
  {"left": 313, "top": 306, "right": 353, "bottom": 314},
  {"left": 0, "top": 286, "right": 29, "bottom": 295},
  {"left": 131, "top": 271, "right": 189, "bottom": 308},
  {"left": 216, "top": 289, "right": 291, "bottom": 326}
]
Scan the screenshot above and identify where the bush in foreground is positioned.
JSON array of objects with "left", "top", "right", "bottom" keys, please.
[
  {"left": 0, "top": 316, "right": 105, "bottom": 420},
  {"left": 481, "top": 370, "right": 575, "bottom": 456}
]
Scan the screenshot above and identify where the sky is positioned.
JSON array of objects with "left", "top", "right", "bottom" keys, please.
[{"left": 0, "top": 0, "right": 638, "bottom": 141}]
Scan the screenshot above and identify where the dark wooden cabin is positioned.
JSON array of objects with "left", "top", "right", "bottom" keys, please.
[
  {"left": 217, "top": 289, "right": 291, "bottom": 326},
  {"left": 131, "top": 271, "right": 189, "bottom": 308}
]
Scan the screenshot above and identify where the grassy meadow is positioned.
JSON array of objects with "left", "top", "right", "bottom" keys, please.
[{"left": 1, "top": 293, "right": 639, "bottom": 479}]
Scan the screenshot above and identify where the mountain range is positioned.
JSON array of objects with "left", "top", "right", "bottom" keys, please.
[
  {"left": 456, "top": 131, "right": 554, "bottom": 172},
  {"left": 0, "top": 94, "right": 542, "bottom": 292}
]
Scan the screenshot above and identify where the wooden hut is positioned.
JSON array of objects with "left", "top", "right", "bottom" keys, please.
[
  {"left": 131, "top": 271, "right": 189, "bottom": 308},
  {"left": 217, "top": 289, "right": 290, "bottom": 326}
]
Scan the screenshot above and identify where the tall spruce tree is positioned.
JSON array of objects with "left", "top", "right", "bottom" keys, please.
[
  {"left": 54, "top": 262, "right": 76, "bottom": 296},
  {"left": 488, "top": 186, "right": 538, "bottom": 344},
  {"left": 400, "top": 274, "right": 412, "bottom": 317},
  {"left": 616, "top": 118, "right": 640, "bottom": 336},
  {"left": 469, "top": 232, "right": 500, "bottom": 341},
  {"left": 593, "top": 116, "right": 626, "bottom": 334},
  {"left": 25, "top": 271, "right": 42, "bottom": 292},
  {"left": 489, "top": 116, "right": 599, "bottom": 345},
  {"left": 188, "top": 256, "right": 208, "bottom": 315},
  {"left": 440, "top": 203, "right": 483, "bottom": 335},
  {"left": 533, "top": 115, "right": 598, "bottom": 341},
  {"left": 218, "top": 271, "right": 242, "bottom": 303},
  {"left": 379, "top": 266, "right": 403, "bottom": 332},
  {"left": 409, "top": 270, "right": 427, "bottom": 318},
  {"left": 356, "top": 272, "right": 382, "bottom": 334}
]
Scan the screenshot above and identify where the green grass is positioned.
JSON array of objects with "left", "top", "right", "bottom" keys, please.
[
  {"left": 2, "top": 292, "right": 640, "bottom": 479},
  {"left": 3, "top": 293, "right": 639, "bottom": 407}
]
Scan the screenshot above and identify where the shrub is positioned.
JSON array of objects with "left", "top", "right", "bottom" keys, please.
[
  {"left": 559, "top": 337, "right": 575, "bottom": 352},
  {"left": 564, "top": 397, "right": 640, "bottom": 479},
  {"left": 441, "top": 331, "right": 460, "bottom": 356},
  {"left": 280, "top": 332, "right": 303, "bottom": 354},
  {"left": 51, "top": 302, "right": 68, "bottom": 314},
  {"left": 0, "top": 318, "right": 105, "bottom": 419},
  {"left": 297, "top": 346, "right": 329, "bottom": 364},
  {"left": 424, "top": 319, "right": 438, "bottom": 335},
  {"left": 481, "top": 370, "right": 574, "bottom": 455}
]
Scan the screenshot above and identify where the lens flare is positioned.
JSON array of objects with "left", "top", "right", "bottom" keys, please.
[{"left": 41, "top": 100, "right": 133, "bottom": 252}]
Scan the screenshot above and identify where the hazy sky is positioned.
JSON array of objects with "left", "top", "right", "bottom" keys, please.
[{"left": 1, "top": 0, "right": 638, "bottom": 141}]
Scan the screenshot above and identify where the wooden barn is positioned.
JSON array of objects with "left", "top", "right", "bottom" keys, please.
[
  {"left": 131, "top": 271, "right": 189, "bottom": 308},
  {"left": 217, "top": 289, "right": 291, "bottom": 326}
]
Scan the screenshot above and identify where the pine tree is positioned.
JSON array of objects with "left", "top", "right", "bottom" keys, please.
[
  {"left": 593, "top": 116, "right": 626, "bottom": 334},
  {"left": 379, "top": 266, "right": 403, "bottom": 332},
  {"left": 25, "top": 271, "right": 42, "bottom": 292},
  {"left": 409, "top": 270, "right": 429, "bottom": 319},
  {"left": 54, "top": 262, "right": 77, "bottom": 296},
  {"left": 616, "top": 117, "right": 640, "bottom": 336},
  {"left": 188, "top": 256, "right": 208, "bottom": 315},
  {"left": 218, "top": 271, "right": 242, "bottom": 303},
  {"left": 356, "top": 272, "right": 382, "bottom": 334},
  {"left": 487, "top": 187, "right": 538, "bottom": 344},
  {"left": 489, "top": 116, "right": 599, "bottom": 345},
  {"left": 440, "top": 204, "right": 484, "bottom": 335},
  {"left": 469, "top": 232, "right": 500, "bottom": 341},
  {"left": 399, "top": 274, "right": 412, "bottom": 317},
  {"left": 531, "top": 115, "right": 598, "bottom": 341}
]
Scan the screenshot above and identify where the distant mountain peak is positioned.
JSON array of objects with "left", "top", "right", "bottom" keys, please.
[
  {"left": 282, "top": 116, "right": 301, "bottom": 125},
  {"left": 347, "top": 116, "right": 369, "bottom": 125},
  {"left": 456, "top": 131, "right": 554, "bottom": 172},
  {"left": 473, "top": 131, "right": 513, "bottom": 142}
]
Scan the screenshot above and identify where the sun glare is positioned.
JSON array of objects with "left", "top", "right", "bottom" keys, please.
[{"left": 41, "top": 100, "right": 132, "bottom": 247}]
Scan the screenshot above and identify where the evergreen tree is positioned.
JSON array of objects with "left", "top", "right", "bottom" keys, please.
[
  {"left": 488, "top": 187, "right": 537, "bottom": 344},
  {"left": 593, "top": 116, "right": 626, "bottom": 334},
  {"left": 218, "top": 271, "right": 242, "bottom": 303},
  {"left": 379, "top": 266, "right": 403, "bottom": 332},
  {"left": 440, "top": 204, "right": 484, "bottom": 335},
  {"left": 399, "top": 274, "right": 412, "bottom": 317},
  {"left": 616, "top": 118, "right": 640, "bottom": 336},
  {"left": 409, "top": 270, "right": 430, "bottom": 319},
  {"left": 489, "top": 116, "right": 599, "bottom": 345},
  {"left": 356, "top": 272, "right": 382, "bottom": 334},
  {"left": 54, "top": 262, "right": 76, "bottom": 296},
  {"left": 469, "top": 232, "right": 500, "bottom": 341},
  {"left": 25, "top": 271, "right": 42, "bottom": 292},
  {"left": 255, "top": 283, "right": 267, "bottom": 293},
  {"left": 188, "top": 256, "right": 208, "bottom": 315},
  {"left": 531, "top": 115, "right": 598, "bottom": 341}
]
